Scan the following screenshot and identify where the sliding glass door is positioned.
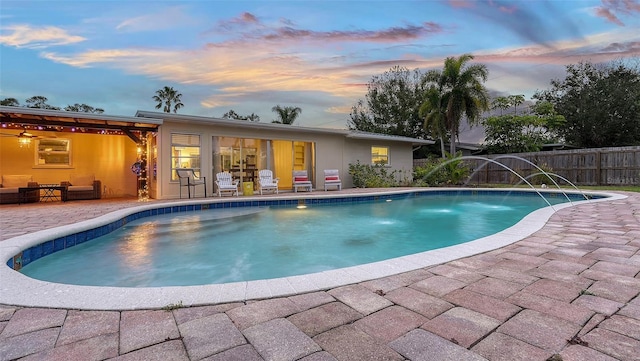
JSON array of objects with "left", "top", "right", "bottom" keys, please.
[{"left": 212, "top": 136, "right": 314, "bottom": 190}]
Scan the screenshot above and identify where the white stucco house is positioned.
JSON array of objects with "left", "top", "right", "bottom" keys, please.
[{"left": 0, "top": 106, "right": 432, "bottom": 200}]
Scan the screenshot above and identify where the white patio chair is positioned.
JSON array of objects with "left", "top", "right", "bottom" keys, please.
[
  {"left": 258, "top": 169, "right": 279, "bottom": 195},
  {"left": 176, "top": 169, "right": 207, "bottom": 198},
  {"left": 324, "top": 169, "right": 342, "bottom": 191},
  {"left": 293, "top": 170, "right": 312, "bottom": 192},
  {"left": 215, "top": 172, "right": 239, "bottom": 197}
]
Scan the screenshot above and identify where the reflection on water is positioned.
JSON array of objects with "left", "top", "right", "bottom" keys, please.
[{"left": 22, "top": 193, "right": 567, "bottom": 287}]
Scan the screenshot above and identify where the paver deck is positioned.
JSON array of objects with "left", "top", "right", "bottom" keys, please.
[{"left": 1, "top": 189, "right": 639, "bottom": 360}]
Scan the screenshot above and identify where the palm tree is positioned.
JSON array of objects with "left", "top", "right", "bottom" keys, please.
[
  {"left": 271, "top": 105, "right": 302, "bottom": 124},
  {"left": 491, "top": 96, "right": 511, "bottom": 116},
  {"left": 420, "top": 84, "right": 448, "bottom": 157},
  {"left": 509, "top": 94, "right": 525, "bottom": 115},
  {"left": 424, "top": 54, "right": 489, "bottom": 155},
  {"left": 153, "top": 86, "right": 184, "bottom": 113}
]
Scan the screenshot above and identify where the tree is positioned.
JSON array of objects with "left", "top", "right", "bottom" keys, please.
[
  {"left": 271, "top": 105, "right": 302, "bottom": 124},
  {"left": 25, "top": 96, "right": 60, "bottom": 110},
  {"left": 222, "top": 110, "right": 242, "bottom": 119},
  {"left": 419, "top": 85, "right": 448, "bottom": 157},
  {"left": 0, "top": 98, "right": 20, "bottom": 106},
  {"left": 153, "top": 86, "right": 184, "bottom": 113},
  {"left": 423, "top": 54, "right": 490, "bottom": 155},
  {"left": 222, "top": 110, "right": 260, "bottom": 121},
  {"left": 491, "top": 96, "right": 511, "bottom": 116},
  {"left": 246, "top": 113, "right": 260, "bottom": 122},
  {"left": 534, "top": 60, "right": 640, "bottom": 147},
  {"left": 483, "top": 100, "right": 565, "bottom": 154},
  {"left": 65, "top": 103, "right": 104, "bottom": 113},
  {"left": 508, "top": 94, "right": 525, "bottom": 115},
  {"left": 348, "top": 66, "right": 428, "bottom": 139}
]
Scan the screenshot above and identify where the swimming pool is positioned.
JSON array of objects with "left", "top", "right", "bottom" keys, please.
[
  {"left": 22, "top": 190, "right": 588, "bottom": 287},
  {"left": 1, "top": 188, "right": 620, "bottom": 310}
]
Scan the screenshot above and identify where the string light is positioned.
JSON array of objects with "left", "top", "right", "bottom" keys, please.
[
  {"left": 0, "top": 122, "right": 146, "bottom": 137},
  {"left": 137, "top": 134, "right": 149, "bottom": 202}
]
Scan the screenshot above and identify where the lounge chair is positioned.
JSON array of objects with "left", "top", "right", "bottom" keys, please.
[
  {"left": 258, "top": 169, "right": 279, "bottom": 195},
  {"left": 293, "top": 170, "right": 312, "bottom": 192},
  {"left": 176, "top": 169, "right": 207, "bottom": 198},
  {"left": 324, "top": 169, "right": 342, "bottom": 191},
  {"left": 215, "top": 171, "right": 239, "bottom": 197}
]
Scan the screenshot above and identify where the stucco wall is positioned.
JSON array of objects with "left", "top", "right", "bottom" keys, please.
[
  {"left": 343, "top": 139, "right": 415, "bottom": 186},
  {"left": 156, "top": 120, "right": 416, "bottom": 198}
]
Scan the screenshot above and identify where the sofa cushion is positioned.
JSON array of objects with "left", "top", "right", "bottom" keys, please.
[
  {"left": 68, "top": 185, "right": 94, "bottom": 192},
  {"left": 70, "top": 174, "right": 94, "bottom": 186},
  {"left": 2, "top": 175, "right": 33, "bottom": 188},
  {"left": 0, "top": 187, "right": 19, "bottom": 194}
]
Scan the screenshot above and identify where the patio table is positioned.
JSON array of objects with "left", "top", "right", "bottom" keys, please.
[{"left": 18, "top": 184, "right": 67, "bottom": 204}]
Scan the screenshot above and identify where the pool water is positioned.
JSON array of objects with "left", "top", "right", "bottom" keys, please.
[{"left": 21, "top": 193, "right": 569, "bottom": 287}]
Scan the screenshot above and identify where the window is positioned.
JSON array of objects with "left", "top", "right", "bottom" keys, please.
[
  {"left": 171, "top": 133, "right": 201, "bottom": 180},
  {"left": 35, "top": 138, "right": 71, "bottom": 167},
  {"left": 371, "top": 146, "right": 389, "bottom": 165}
]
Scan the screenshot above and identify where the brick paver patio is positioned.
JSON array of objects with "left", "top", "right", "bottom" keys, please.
[{"left": 1, "top": 189, "right": 639, "bottom": 360}]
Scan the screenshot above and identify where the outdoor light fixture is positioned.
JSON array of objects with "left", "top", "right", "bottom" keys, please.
[
  {"left": 18, "top": 135, "right": 32, "bottom": 147},
  {"left": 17, "top": 130, "right": 34, "bottom": 148},
  {"left": 297, "top": 199, "right": 307, "bottom": 209}
]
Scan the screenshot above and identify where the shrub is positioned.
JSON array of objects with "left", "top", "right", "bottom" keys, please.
[
  {"left": 413, "top": 152, "right": 471, "bottom": 186},
  {"left": 348, "top": 160, "right": 399, "bottom": 188},
  {"left": 529, "top": 162, "right": 555, "bottom": 186}
]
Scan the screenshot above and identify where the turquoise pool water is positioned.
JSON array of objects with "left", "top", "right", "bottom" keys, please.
[{"left": 21, "top": 193, "right": 572, "bottom": 287}]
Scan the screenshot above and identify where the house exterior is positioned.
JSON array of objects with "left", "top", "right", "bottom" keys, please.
[{"left": 0, "top": 106, "right": 432, "bottom": 200}]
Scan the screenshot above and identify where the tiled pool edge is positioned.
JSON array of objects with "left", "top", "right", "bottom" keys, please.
[{"left": 0, "top": 189, "right": 625, "bottom": 310}]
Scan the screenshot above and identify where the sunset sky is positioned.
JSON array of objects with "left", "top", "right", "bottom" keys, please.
[{"left": 1, "top": 0, "right": 639, "bottom": 131}]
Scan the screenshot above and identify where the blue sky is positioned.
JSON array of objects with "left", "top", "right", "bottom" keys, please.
[{"left": 1, "top": 0, "right": 639, "bottom": 130}]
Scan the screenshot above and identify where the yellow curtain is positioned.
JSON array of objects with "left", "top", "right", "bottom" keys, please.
[{"left": 273, "top": 140, "right": 293, "bottom": 189}]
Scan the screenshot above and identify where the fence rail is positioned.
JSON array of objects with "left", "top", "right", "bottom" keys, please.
[{"left": 414, "top": 146, "right": 640, "bottom": 186}]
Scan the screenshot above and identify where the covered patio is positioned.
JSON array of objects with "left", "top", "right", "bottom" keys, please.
[{"left": 0, "top": 106, "right": 162, "bottom": 200}]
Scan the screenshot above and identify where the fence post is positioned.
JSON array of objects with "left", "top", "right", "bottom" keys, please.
[{"left": 596, "top": 151, "right": 601, "bottom": 186}]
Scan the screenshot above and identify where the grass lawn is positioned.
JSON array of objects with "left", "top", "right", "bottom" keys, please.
[{"left": 578, "top": 185, "right": 640, "bottom": 193}]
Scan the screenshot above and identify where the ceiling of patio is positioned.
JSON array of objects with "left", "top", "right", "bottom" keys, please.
[{"left": 0, "top": 106, "right": 162, "bottom": 138}]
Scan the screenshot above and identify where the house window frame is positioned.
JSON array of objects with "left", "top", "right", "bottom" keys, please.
[
  {"left": 371, "top": 145, "right": 390, "bottom": 166},
  {"left": 33, "top": 138, "right": 72, "bottom": 168},
  {"left": 171, "top": 133, "right": 201, "bottom": 181}
]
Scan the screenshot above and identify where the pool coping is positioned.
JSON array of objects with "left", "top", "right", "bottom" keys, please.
[{"left": 0, "top": 188, "right": 626, "bottom": 310}]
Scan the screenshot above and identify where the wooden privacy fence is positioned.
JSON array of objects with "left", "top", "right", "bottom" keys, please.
[{"left": 414, "top": 146, "right": 640, "bottom": 186}]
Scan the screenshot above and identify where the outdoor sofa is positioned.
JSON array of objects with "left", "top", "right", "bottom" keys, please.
[{"left": 0, "top": 175, "right": 39, "bottom": 204}]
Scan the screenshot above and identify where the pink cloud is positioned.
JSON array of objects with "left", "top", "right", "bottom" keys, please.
[
  {"left": 595, "top": 7, "right": 625, "bottom": 25},
  {"left": 240, "top": 12, "right": 259, "bottom": 23},
  {"left": 603, "top": 0, "right": 640, "bottom": 13},
  {"left": 498, "top": 5, "right": 517, "bottom": 14},
  {"left": 218, "top": 12, "right": 261, "bottom": 30},
  {"left": 262, "top": 23, "right": 442, "bottom": 43},
  {"left": 448, "top": 0, "right": 475, "bottom": 8},
  {"left": 601, "top": 40, "right": 640, "bottom": 55},
  {"left": 596, "top": 0, "right": 640, "bottom": 26}
]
